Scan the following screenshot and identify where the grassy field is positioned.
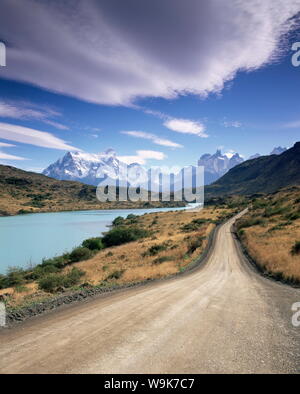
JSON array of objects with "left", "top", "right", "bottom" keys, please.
[
  {"left": 236, "top": 186, "right": 300, "bottom": 284},
  {"left": 0, "top": 205, "right": 235, "bottom": 309}
]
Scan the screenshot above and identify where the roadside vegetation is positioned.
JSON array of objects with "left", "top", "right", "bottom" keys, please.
[
  {"left": 0, "top": 205, "right": 237, "bottom": 310},
  {"left": 235, "top": 186, "right": 300, "bottom": 284}
]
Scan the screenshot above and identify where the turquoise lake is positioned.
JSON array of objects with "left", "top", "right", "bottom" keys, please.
[{"left": 0, "top": 206, "right": 192, "bottom": 274}]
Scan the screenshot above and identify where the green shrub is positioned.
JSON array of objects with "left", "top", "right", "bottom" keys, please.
[
  {"left": 6, "top": 267, "right": 25, "bottom": 287},
  {"left": 236, "top": 217, "right": 265, "bottom": 229},
  {"left": 252, "top": 199, "right": 269, "bottom": 209},
  {"left": 82, "top": 237, "right": 104, "bottom": 251},
  {"left": 187, "top": 237, "right": 203, "bottom": 254},
  {"left": 18, "top": 209, "right": 31, "bottom": 215},
  {"left": 180, "top": 218, "right": 209, "bottom": 232},
  {"left": 41, "top": 254, "right": 70, "bottom": 269},
  {"left": 291, "top": 241, "right": 300, "bottom": 256},
  {"left": 62, "top": 267, "right": 85, "bottom": 287},
  {"left": 237, "top": 229, "right": 245, "bottom": 237},
  {"left": 285, "top": 211, "right": 300, "bottom": 221},
  {"left": 38, "top": 273, "right": 63, "bottom": 293},
  {"left": 102, "top": 226, "right": 149, "bottom": 247},
  {"left": 263, "top": 206, "right": 289, "bottom": 218},
  {"left": 146, "top": 243, "right": 168, "bottom": 256},
  {"left": 126, "top": 214, "right": 137, "bottom": 220},
  {"left": 69, "top": 247, "right": 93, "bottom": 263},
  {"left": 153, "top": 256, "right": 173, "bottom": 265},
  {"left": 27, "top": 263, "right": 60, "bottom": 280},
  {"left": 105, "top": 270, "right": 124, "bottom": 280},
  {"left": 38, "top": 267, "right": 85, "bottom": 293},
  {"left": 112, "top": 216, "right": 125, "bottom": 226},
  {"left": 0, "top": 274, "right": 9, "bottom": 289}
]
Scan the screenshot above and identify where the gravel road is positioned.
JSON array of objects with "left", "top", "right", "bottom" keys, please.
[{"left": 0, "top": 211, "right": 299, "bottom": 373}]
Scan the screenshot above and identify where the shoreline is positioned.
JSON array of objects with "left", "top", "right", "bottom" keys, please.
[
  {"left": 2, "top": 221, "right": 218, "bottom": 328},
  {"left": 0, "top": 200, "right": 187, "bottom": 218},
  {"left": 0, "top": 203, "right": 200, "bottom": 275}
]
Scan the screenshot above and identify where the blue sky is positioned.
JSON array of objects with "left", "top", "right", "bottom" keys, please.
[{"left": 0, "top": 0, "right": 299, "bottom": 172}]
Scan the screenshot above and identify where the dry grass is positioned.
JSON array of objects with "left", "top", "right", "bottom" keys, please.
[
  {"left": 237, "top": 186, "right": 300, "bottom": 283},
  {"left": 72, "top": 209, "right": 217, "bottom": 285}
]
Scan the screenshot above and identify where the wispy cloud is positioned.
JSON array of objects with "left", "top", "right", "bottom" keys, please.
[
  {"left": 0, "top": 0, "right": 298, "bottom": 106},
  {"left": 121, "top": 130, "right": 183, "bottom": 148},
  {"left": 0, "top": 141, "right": 27, "bottom": 161},
  {"left": 0, "top": 142, "right": 15, "bottom": 148},
  {"left": 164, "top": 118, "right": 208, "bottom": 138},
  {"left": 223, "top": 120, "right": 242, "bottom": 128},
  {"left": 0, "top": 151, "right": 27, "bottom": 161},
  {"left": 0, "top": 122, "right": 80, "bottom": 151},
  {"left": 0, "top": 100, "right": 69, "bottom": 130},
  {"left": 118, "top": 150, "right": 166, "bottom": 165},
  {"left": 281, "top": 120, "right": 300, "bottom": 128}
]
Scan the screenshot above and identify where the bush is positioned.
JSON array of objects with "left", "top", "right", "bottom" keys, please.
[
  {"left": 6, "top": 267, "right": 25, "bottom": 287},
  {"left": 0, "top": 274, "right": 9, "bottom": 289},
  {"left": 146, "top": 243, "right": 168, "bottom": 256},
  {"left": 126, "top": 214, "right": 137, "bottom": 220},
  {"left": 126, "top": 214, "right": 138, "bottom": 224},
  {"left": 153, "top": 256, "right": 173, "bottom": 265},
  {"left": 82, "top": 237, "right": 104, "bottom": 251},
  {"left": 112, "top": 216, "right": 125, "bottom": 226},
  {"left": 105, "top": 270, "right": 124, "bottom": 280},
  {"left": 41, "top": 254, "right": 70, "bottom": 269},
  {"left": 38, "top": 273, "right": 63, "bottom": 293},
  {"left": 263, "top": 206, "right": 289, "bottom": 218},
  {"left": 69, "top": 247, "right": 93, "bottom": 263},
  {"left": 291, "top": 241, "right": 300, "bottom": 256},
  {"left": 236, "top": 217, "right": 265, "bottom": 229},
  {"left": 102, "top": 226, "right": 149, "bottom": 247},
  {"left": 285, "top": 211, "right": 300, "bottom": 221},
  {"left": 38, "top": 267, "right": 85, "bottom": 293},
  {"left": 187, "top": 237, "right": 203, "bottom": 254},
  {"left": 180, "top": 218, "right": 209, "bottom": 232},
  {"left": 62, "top": 267, "right": 85, "bottom": 287},
  {"left": 27, "top": 263, "right": 60, "bottom": 280}
]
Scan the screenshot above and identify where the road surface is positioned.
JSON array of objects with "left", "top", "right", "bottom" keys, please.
[{"left": 0, "top": 211, "right": 299, "bottom": 373}]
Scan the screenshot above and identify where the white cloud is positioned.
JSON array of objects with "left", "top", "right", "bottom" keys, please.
[
  {"left": 43, "top": 120, "right": 69, "bottom": 130},
  {"left": 0, "top": 122, "right": 80, "bottom": 151},
  {"left": 0, "top": 151, "right": 27, "bottom": 161},
  {"left": 121, "top": 130, "right": 183, "bottom": 148},
  {"left": 0, "top": 0, "right": 299, "bottom": 106},
  {"left": 0, "top": 142, "right": 15, "bottom": 147},
  {"left": 0, "top": 100, "right": 69, "bottom": 130},
  {"left": 0, "top": 140, "right": 26, "bottom": 161},
  {"left": 118, "top": 150, "right": 166, "bottom": 165},
  {"left": 164, "top": 118, "right": 208, "bottom": 137}
]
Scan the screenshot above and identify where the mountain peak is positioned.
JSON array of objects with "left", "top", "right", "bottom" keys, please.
[{"left": 270, "top": 146, "right": 287, "bottom": 155}]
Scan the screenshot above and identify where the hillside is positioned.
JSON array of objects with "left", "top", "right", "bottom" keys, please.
[
  {"left": 205, "top": 142, "right": 300, "bottom": 198},
  {"left": 0, "top": 165, "right": 184, "bottom": 216}
]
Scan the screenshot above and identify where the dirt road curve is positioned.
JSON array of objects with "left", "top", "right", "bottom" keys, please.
[{"left": 1, "top": 211, "right": 299, "bottom": 374}]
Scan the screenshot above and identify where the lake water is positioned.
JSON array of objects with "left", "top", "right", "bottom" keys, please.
[{"left": 0, "top": 206, "right": 194, "bottom": 274}]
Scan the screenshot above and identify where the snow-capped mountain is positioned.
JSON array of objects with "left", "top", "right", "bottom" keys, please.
[
  {"left": 249, "top": 153, "right": 261, "bottom": 160},
  {"left": 197, "top": 150, "right": 244, "bottom": 185},
  {"left": 43, "top": 145, "right": 290, "bottom": 189},
  {"left": 270, "top": 146, "right": 287, "bottom": 155},
  {"left": 43, "top": 149, "right": 141, "bottom": 186},
  {"left": 248, "top": 147, "right": 287, "bottom": 160}
]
